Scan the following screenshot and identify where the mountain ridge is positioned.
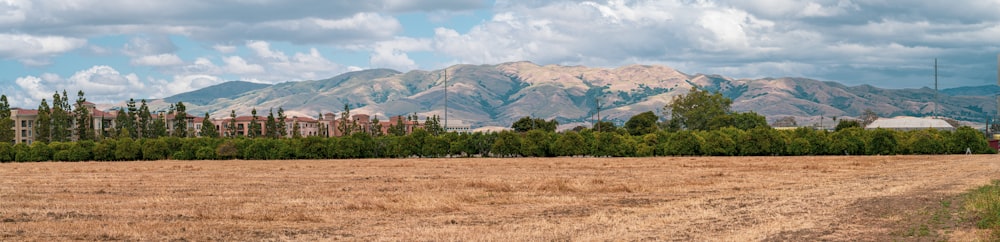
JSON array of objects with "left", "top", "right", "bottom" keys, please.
[{"left": 161, "top": 61, "right": 998, "bottom": 127}]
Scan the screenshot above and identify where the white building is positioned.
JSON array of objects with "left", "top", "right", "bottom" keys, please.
[{"left": 865, "top": 116, "right": 956, "bottom": 131}]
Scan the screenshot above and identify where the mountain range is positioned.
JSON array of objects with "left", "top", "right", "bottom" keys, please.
[{"left": 157, "top": 61, "right": 998, "bottom": 129}]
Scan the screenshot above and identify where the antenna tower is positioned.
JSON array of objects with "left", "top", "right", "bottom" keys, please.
[
  {"left": 444, "top": 67, "right": 448, "bottom": 132},
  {"left": 934, "top": 58, "right": 939, "bottom": 118}
]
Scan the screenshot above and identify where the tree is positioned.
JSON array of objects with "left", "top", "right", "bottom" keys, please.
[
  {"left": 150, "top": 114, "right": 168, "bottom": 138},
  {"left": 859, "top": 109, "right": 878, "bottom": 128},
  {"left": 625, "top": 111, "right": 659, "bottom": 136},
  {"left": 726, "top": 112, "right": 768, "bottom": 130},
  {"left": 248, "top": 108, "right": 260, "bottom": 138},
  {"left": 265, "top": 108, "right": 278, "bottom": 138},
  {"left": 835, "top": 120, "right": 861, "bottom": 131},
  {"left": 0, "top": 95, "right": 14, "bottom": 143},
  {"left": 276, "top": 107, "right": 287, "bottom": 138},
  {"left": 551, "top": 131, "right": 587, "bottom": 157},
  {"left": 512, "top": 116, "right": 558, "bottom": 133},
  {"left": 370, "top": 115, "right": 384, "bottom": 136},
  {"left": 665, "top": 87, "right": 732, "bottom": 131},
  {"left": 337, "top": 104, "right": 356, "bottom": 136},
  {"left": 867, "top": 128, "right": 898, "bottom": 155},
  {"left": 292, "top": 120, "right": 302, "bottom": 138},
  {"left": 200, "top": 112, "right": 219, "bottom": 138},
  {"left": 74, "top": 91, "right": 94, "bottom": 141},
  {"left": 50, "top": 91, "right": 72, "bottom": 142},
  {"left": 35, "top": 99, "right": 51, "bottom": 143},
  {"left": 594, "top": 120, "right": 616, "bottom": 132},
  {"left": 491, "top": 131, "right": 521, "bottom": 157},
  {"left": 424, "top": 115, "right": 444, "bottom": 135},
  {"left": 227, "top": 110, "right": 238, "bottom": 137},
  {"left": 388, "top": 116, "right": 407, "bottom": 136},
  {"left": 771, "top": 116, "right": 797, "bottom": 128},
  {"left": 138, "top": 100, "right": 152, "bottom": 138},
  {"left": 172, "top": 102, "right": 188, "bottom": 137}
]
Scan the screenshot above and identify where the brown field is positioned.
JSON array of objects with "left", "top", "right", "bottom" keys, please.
[{"left": 2, "top": 155, "right": 999, "bottom": 241}]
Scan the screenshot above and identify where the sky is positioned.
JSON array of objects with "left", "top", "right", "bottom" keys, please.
[{"left": 2, "top": 0, "right": 999, "bottom": 108}]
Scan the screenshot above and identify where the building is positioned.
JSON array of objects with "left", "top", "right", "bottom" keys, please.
[{"left": 864, "top": 116, "right": 956, "bottom": 131}]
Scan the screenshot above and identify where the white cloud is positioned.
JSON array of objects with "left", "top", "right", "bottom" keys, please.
[
  {"left": 370, "top": 37, "right": 432, "bottom": 71},
  {"left": 212, "top": 44, "right": 237, "bottom": 53},
  {"left": 222, "top": 56, "right": 265, "bottom": 74},
  {"left": 0, "top": 33, "right": 86, "bottom": 64},
  {"left": 121, "top": 35, "right": 177, "bottom": 57},
  {"left": 14, "top": 66, "right": 146, "bottom": 104},
  {"left": 247, "top": 40, "right": 288, "bottom": 62},
  {"left": 131, "top": 53, "right": 184, "bottom": 66}
]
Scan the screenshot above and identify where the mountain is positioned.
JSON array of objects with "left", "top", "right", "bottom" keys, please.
[
  {"left": 164, "top": 81, "right": 271, "bottom": 105},
  {"left": 168, "top": 62, "right": 998, "bottom": 128},
  {"left": 941, "top": 85, "right": 1000, "bottom": 96}
]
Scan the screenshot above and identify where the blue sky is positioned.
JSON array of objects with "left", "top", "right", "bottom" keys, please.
[{"left": 1, "top": 0, "right": 999, "bottom": 107}]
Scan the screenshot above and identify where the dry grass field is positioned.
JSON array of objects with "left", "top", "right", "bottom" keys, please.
[{"left": 2, "top": 155, "right": 999, "bottom": 241}]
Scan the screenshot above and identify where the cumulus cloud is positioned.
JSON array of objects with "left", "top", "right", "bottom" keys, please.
[
  {"left": 14, "top": 66, "right": 145, "bottom": 104},
  {"left": 131, "top": 53, "right": 184, "bottom": 66},
  {"left": 431, "top": 0, "right": 1000, "bottom": 87},
  {"left": 0, "top": 33, "right": 86, "bottom": 65},
  {"left": 370, "top": 37, "right": 433, "bottom": 71},
  {"left": 150, "top": 74, "right": 225, "bottom": 99}
]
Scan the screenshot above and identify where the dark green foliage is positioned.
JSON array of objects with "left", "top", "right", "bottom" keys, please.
[
  {"left": 835, "top": 120, "right": 862, "bottom": 131},
  {"left": 520, "top": 130, "right": 551, "bottom": 157},
  {"left": 702, "top": 129, "right": 738, "bottom": 156},
  {"left": 114, "top": 138, "right": 141, "bottom": 161},
  {"left": 625, "top": 111, "right": 659, "bottom": 136},
  {"left": 141, "top": 139, "right": 169, "bottom": 160},
  {"left": 0, "top": 95, "right": 15, "bottom": 143},
  {"left": 829, "top": 128, "right": 866, "bottom": 155},
  {"left": 666, "top": 87, "right": 731, "bottom": 131},
  {"left": 512, "top": 116, "right": 559, "bottom": 133},
  {"left": 0, "top": 142, "right": 13, "bottom": 162},
  {"left": 727, "top": 112, "right": 769, "bottom": 130},
  {"left": 665, "top": 130, "right": 703, "bottom": 156},
  {"left": 867, "top": 128, "right": 898, "bottom": 155},
  {"left": 740, "top": 127, "right": 785, "bottom": 156},
  {"left": 173, "top": 102, "right": 188, "bottom": 138},
  {"left": 74, "top": 91, "right": 94, "bottom": 141},
  {"left": 550, "top": 131, "right": 587, "bottom": 157},
  {"left": 492, "top": 131, "right": 521, "bottom": 157},
  {"left": 592, "top": 131, "right": 625, "bottom": 157},
  {"left": 952, "top": 126, "right": 993, "bottom": 154},
  {"left": 34, "top": 99, "right": 51, "bottom": 143},
  {"left": 200, "top": 112, "right": 219, "bottom": 138}
]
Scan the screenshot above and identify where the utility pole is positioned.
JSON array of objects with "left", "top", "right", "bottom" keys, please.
[
  {"left": 934, "top": 58, "right": 939, "bottom": 119},
  {"left": 595, "top": 98, "right": 601, "bottom": 132}
]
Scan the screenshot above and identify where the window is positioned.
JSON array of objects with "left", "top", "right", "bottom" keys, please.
[
  {"left": 21, "top": 130, "right": 26, "bottom": 137},
  {"left": 21, "top": 120, "right": 26, "bottom": 128}
]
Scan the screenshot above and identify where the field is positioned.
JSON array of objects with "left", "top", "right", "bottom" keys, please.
[{"left": 2, "top": 155, "right": 999, "bottom": 241}]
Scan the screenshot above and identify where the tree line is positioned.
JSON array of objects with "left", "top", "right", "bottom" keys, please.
[{"left": 0, "top": 87, "right": 995, "bottom": 162}]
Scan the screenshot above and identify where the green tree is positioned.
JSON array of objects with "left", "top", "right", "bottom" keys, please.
[
  {"left": 265, "top": 108, "right": 278, "bottom": 138},
  {"left": 150, "top": 114, "right": 168, "bottom": 138},
  {"left": 292, "top": 120, "right": 302, "bottom": 138},
  {"left": 951, "top": 126, "right": 992, "bottom": 154},
  {"left": 227, "top": 110, "right": 238, "bottom": 137},
  {"left": 520, "top": 129, "right": 551, "bottom": 157},
  {"left": 665, "top": 130, "right": 704, "bottom": 156},
  {"left": 248, "top": 108, "right": 260, "bottom": 138},
  {"left": 551, "top": 131, "right": 587, "bottom": 157},
  {"left": 388, "top": 116, "right": 407, "bottom": 136},
  {"left": 665, "top": 87, "right": 732, "bottom": 131},
  {"left": 726, "top": 112, "right": 768, "bottom": 130},
  {"left": 424, "top": 115, "right": 444, "bottom": 135},
  {"left": 867, "top": 128, "right": 898, "bottom": 155},
  {"left": 370, "top": 115, "right": 384, "bottom": 136},
  {"left": 172, "top": 102, "right": 188, "bottom": 137},
  {"left": 594, "top": 120, "right": 617, "bottom": 132},
  {"left": 49, "top": 91, "right": 72, "bottom": 142},
  {"left": 138, "top": 100, "right": 152, "bottom": 138},
  {"left": 337, "top": 104, "right": 356, "bottom": 136},
  {"left": 491, "top": 131, "right": 521, "bottom": 157},
  {"left": 835, "top": 120, "right": 861, "bottom": 131},
  {"left": 74, "top": 91, "right": 94, "bottom": 141},
  {"left": 512, "top": 116, "right": 558, "bottom": 133},
  {"left": 625, "top": 111, "right": 659, "bottom": 136},
  {"left": 200, "top": 112, "right": 219, "bottom": 138},
  {"left": 34, "top": 99, "right": 51, "bottom": 143},
  {"left": 276, "top": 107, "right": 287, "bottom": 138},
  {"left": 0, "top": 95, "right": 14, "bottom": 143},
  {"left": 830, "top": 127, "right": 866, "bottom": 155}
]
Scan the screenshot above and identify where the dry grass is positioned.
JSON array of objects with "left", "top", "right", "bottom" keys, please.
[{"left": 1, "top": 155, "right": 999, "bottom": 241}]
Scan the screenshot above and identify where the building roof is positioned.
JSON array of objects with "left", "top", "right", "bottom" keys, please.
[{"left": 866, "top": 116, "right": 955, "bottom": 130}]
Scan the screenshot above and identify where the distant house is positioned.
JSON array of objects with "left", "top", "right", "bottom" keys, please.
[{"left": 864, "top": 116, "right": 955, "bottom": 131}]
